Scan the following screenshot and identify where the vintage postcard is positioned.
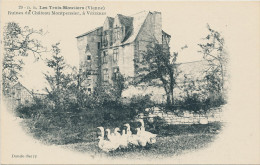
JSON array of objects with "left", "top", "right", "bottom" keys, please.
[{"left": 1, "top": 1, "right": 260, "bottom": 164}]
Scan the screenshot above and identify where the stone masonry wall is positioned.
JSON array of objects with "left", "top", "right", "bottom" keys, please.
[{"left": 137, "top": 105, "right": 225, "bottom": 125}]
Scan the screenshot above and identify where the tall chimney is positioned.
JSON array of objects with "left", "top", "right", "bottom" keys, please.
[{"left": 152, "top": 11, "right": 162, "bottom": 44}]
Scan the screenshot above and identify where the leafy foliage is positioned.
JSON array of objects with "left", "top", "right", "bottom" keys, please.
[
  {"left": 45, "top": 43, "right": 66, "bottom": 88},
  {"left": 111, "top": 71, "right": 125, "bottom": 98},
  {"left": 44, "top": 43, "right": 79, "bottom": 111},
  {"left": 129, "top": 94, "right": 154, "bottom": 112},
  {"left": 135, "top": 43, "right": 180, "bottom": 106},
  {"left": 198, "top": 24, "right": 228, "bottom": 94},
  {"left": 2, "top": 22, "right": 46, "bottom": 95}
]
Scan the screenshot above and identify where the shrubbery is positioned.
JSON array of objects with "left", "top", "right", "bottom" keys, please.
[
  {"left": 15, "top": 98, "right": 48, "bottom": 118},
  {"left": 129, "top": 94, "right": 154, "bottom": 112},
  {"left": 168, "top": 92, "right": 226, "bottom": 113},
  {"left": 15, "top": 85, "right": 226, "bottom": 145},
  {"left": 168, "top": 72, "right": 227, "bottom": 113},
  {"left": 16, "top": 87, "right": 156, "bottom": 145}
]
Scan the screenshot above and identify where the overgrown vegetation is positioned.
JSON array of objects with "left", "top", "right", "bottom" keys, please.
[
  {"left": 198, "top": 24, "right": 228, "bottom": 101},
  {"left": 2, "top": 22, "right": 46, "bottom": 96},
  {"left": 3, "top": 22, "right": 227, "bottom": 146},
  {"left": 135, "top": 43, "right": 180, "bottom": 106},
  {"left": 17, "top": 94, "right": 156, "bottom": 144}
]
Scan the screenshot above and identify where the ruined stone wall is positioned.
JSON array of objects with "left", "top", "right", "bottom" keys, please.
[
  {"left": 76, "top": 28, "right": 102, "bottom": 90},
  {"left": 137, "top": 105, "right": 225, "bottom": 125}
]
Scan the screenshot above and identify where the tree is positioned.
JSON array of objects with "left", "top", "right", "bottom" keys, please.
[
  {"left": 111, "top": 70, "right": 125, "bottom": 99},
  {"left": 69, "top": 67, "right": 96, "bottom": 110},
  {"left": 44, "top": 43, "right": 71, "bottom": 110},
  {"left": 2, "top": 22, "right": 46, "bottom": 95},
  {"left": 198, "top": 24, "right": 228, "bottom": 94},
  {"left": 135, "top": 43, "right": 180, "bottom": 106}
]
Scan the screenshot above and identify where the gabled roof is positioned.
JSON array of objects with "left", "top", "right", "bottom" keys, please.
[
  {"left": 14, "top": 80, "right": 48, "bottom": 95},
  {"left": 12, "top": 82, "right": 33, "bottom": 96},
  {"left": 107, "top": 17, "right": 114, "bottom": 28},
  {"left": 122, "top": 11, "right": 150, "bottom": 45},
  {"left": 76, "top": 11, "right": 169, "bottom": 46},
  {"left": 76, "top": 11, "right": 150, "bottom": 43},
  {"left": 162, "top": 30, "right": 171, "bottom": 38},
  {"left": 76, "top": 26, "right": 103, "bottom": 38},
  {"left": 117, "top": 14, "right": 134, "bottom": 43},
  {"left": 117, "top": 14, "right": 133, "bottom": 27}
]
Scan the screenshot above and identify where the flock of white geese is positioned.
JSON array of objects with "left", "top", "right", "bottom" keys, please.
[{"left": 97, "top": 119, "right": 157, "bottom": 152}]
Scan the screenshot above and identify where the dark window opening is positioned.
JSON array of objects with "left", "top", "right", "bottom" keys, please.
[
  {"left": 113, "top": 49, "right": 119, "bottom": 62},
  {"left": 102, "top": 51, "right": 108, "bottom": 64},
  {"left": 114, "top": 26, "right": 121, "bottom": 41},
  {"left": 113, "top": 67, "right": 119, "bottom": 80},
  {"left": 103, "top": 69, "right": 109, "bottom": 81},
  {"left": 102, "top": 31, "right": 108, "bottom": 47}
]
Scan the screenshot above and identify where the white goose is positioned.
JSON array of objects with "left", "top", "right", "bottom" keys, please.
[
  {"left": 112, "top": 127, "right": 121, "bottom": 137},
  {"left": 124, "top": 123, "right": 139, "bottom": 146},
  {"left": 97, "top": 127, "right": 118, "bottom": 152},
  {"left": 136, "top": 127, "right": 148, "bottom": 147},
  {"left": 105, "top": 128, "right": 120, "bottom": 150},
  {"left": 112, "top": 127, "right": 123, "bottom": 148},
  {"left": 138, "top": 119, "right": 157, "bottom": 144},
  {"left": 119, "top": 129, "right": 128, "bottom": 149},
  {"left": 97, "top": 127, "right": 112, "bottom": 152}
]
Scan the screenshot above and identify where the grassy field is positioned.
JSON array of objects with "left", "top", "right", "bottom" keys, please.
[
  {"left": 21, "top": 112, "right": 223, "bottom": 158},
  {"left": 57, "top": 122, "right": 223, "bottom": 159},
  {"left": 61, "top": 134, "right": 217, "bottom": 159}
]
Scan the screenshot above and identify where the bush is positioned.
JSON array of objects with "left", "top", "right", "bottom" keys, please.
[
  {"left": 181, "top": 93, "right": 204, "bottom": 113},
  {"left": 165, "top": 92, "right": 226, "bottom": 114},
  {"left": 203, "top": 93, "right": 226, "bottom": 110},
  {"left": 15, "top": 85, "right": 181, "bottom": 145},
  {"left": 129, "top": 94, "right": 154, "bottom": 112},
  {"left": 15, "top": 100, "right": 47, "bottom": 118},
  {"left": 18, "top": 93, "right": 153, "bottom": 144}
]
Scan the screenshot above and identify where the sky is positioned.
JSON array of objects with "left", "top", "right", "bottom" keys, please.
[{"left": 1, "top": 1, "right": 237, "bottom": 92}]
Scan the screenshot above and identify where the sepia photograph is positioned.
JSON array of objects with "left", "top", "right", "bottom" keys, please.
[{"left": 1, "top": 1, "right": 259, "bottom": 164}]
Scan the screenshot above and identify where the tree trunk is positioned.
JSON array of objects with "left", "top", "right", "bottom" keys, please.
[
  {"left": 166, "top": 93, "right": 171, "bottom": 106},
  {"left": 168, "top": 66, "right": 175, "bottom": 105},
  {"left": 170, "top": 89, "right": 174, "bottom": 105},
  {"left": 164, "top": 86, "right": 174, "bottom": 106},
  {"left": 160, "top": 77, "right": 172, "bottom": 106}
]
